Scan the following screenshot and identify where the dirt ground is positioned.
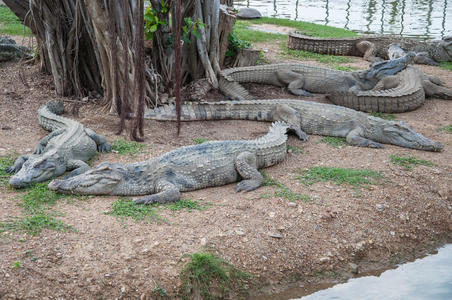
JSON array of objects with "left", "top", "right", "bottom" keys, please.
[{"left": 1, "top": 35, "right": 452, "bottom": 299}]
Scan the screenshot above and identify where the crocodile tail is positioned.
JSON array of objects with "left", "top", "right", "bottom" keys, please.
[
  {"left": 38, "top": 100, "right": 74, "bottom": 132},
  {"left": 144, "top": 100, "right": 276, "bottom": 122},
  {"left": 254, "top": 121, "right": 289, "bottom": 147}
]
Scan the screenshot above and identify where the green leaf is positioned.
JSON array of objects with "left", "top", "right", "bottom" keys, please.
[{"left": 149, "top": 24, "right": 158, "bottom": 33}]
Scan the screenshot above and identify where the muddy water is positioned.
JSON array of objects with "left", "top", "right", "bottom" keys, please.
[
  {"left": 233, "top": 0, "right": 451, "bottom": 39},
  {"left": 255, "top": 244, "right": 452, "bottom": 300}
]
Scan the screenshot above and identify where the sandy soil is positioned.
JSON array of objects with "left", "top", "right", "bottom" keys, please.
[{"left": 0, "top": 35, "right": 452, "bottom": 299}]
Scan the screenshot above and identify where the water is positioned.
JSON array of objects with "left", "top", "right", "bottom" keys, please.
[{"left": 233, "top": 0, "right": 452, "bottom": 39}]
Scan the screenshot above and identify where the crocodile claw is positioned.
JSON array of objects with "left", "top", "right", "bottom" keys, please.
[
  {"left": 236, "top": 180, "right": 260, "bottom": 192},
  {"left": 33, "top": 145, "right": 45, "bottom": 154},
  {"left": 98, "top": 142, "right": 111, "bottom": 153},
  {"left": 5, "top": 166, "right": 16, "bottom": 174}
]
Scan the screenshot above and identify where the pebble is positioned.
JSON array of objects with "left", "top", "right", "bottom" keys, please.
[
  {"left": 288, "top": 202, "right": 297, "bottom": 207},
  {"left": 390, "top": 231, "right": 396, "bottom": 236},
  {"left": 348, "top": 262, "right": 359, "bottom": 274},
  {"left": 269, "top": 212, "right": 275, "bottom": 218},
  {"left": 268, "top": 232, "right": 283, "bottom": 239},
  {"left": 200, "top": 238, "right": 207, "bottom": 246},
  {"left": 376, "top": 204, "right": 385, "bottom": 211},
  {"left": 319, "top": 257, "right": 330, "bottom": 263}
]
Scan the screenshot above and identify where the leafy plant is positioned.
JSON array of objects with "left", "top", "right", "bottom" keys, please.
[
  {"left": 105, "top": 198, "right": 161, "bottom": 223},
  {"left": 180, "top": 252, "right": 253, "bottom": 299},
  {"left": 165, "top": 199, "right": 207, "bottom": 212},
  {"left": 226, "top": 33, "right": 252, "bottom": 57},
  {"left": 144, "top": 1, "right": 169, "bottom": 40},
  {"left": 111, "top": 138, "right": 147, "bottom": 156},
  {"left": 390, "top": 154, "right": 434, "bottom": 170},
  {"left": 320, "top": 137, "right": 347, "bottom": 148},
  {"left": 370, "top": 112, "right": 397, "bottom": 120},
  {"left": 296, "top": 166, "right": 383, "bottom": 186},
  {"left": 0, "top": 213, "right": 72, "bottom": 236},
  {"left": 437, "top": 125, "right": 452, "bottom": 134},
  {"left": 182, "top": 17, "right": 206, "bottom": 44},
  {"left": 274, "top": 187, "right": 310, "bottom": 202},
  {"left": 193, "top": 137, "right": 210, "bottom": 144}
]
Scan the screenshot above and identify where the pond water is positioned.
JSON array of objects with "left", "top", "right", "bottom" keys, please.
[
  {"left": 233, "top": 0, "right": 451, "bottom": 39},
  {"left": 254, "top": 244, "right": 452, "bottom": 300}
]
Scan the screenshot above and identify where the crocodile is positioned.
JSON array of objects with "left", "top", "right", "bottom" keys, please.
[
  {"left": 6, "top": 101, "right": 111, "bottom": 188},
  {"left": 48, "top": 122, "right": 289, "bottom": 204},
  {"left": 219, "top": 63, "right": 452, "bottom": 113},
  {"left": 0, "top": 36, "right": 31, "bottom": 62},
  {"left": 143, "top": 99, "right": 444, "bottom": 152},
  {"left": 287, "top": 32, "right": 452, "bottom": 63}
]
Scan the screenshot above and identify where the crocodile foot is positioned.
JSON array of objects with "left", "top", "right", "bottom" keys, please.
[
  {"left": 98, "top": 142, "right": 111, "bottom": 153},
  {"left": 236, "top": 179, "right": 261, "bottom": 192}
]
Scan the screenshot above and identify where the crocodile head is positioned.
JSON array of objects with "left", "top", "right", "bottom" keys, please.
[
  {"left": 48, "top": 162, "right": 128, "bottom": 195},
  {"left": 368, "top": 118, "right": 443, "bottom": 152},
  {"left": 9, "top": 154, "right": 66, "bottom": 188},
  {"left": 440, "top": 36, "right": 452, "bottom": 60}
]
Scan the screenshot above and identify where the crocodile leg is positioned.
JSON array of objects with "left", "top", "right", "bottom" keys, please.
[
  {"left": 272, "top": 104, "right": 308, "bottom": 141},
  {"left": 235, "top": 151, "right": 264, "bottom": 192},
  {"left": 6, "top": 155, "right": 30, "bottom": 174},
  {"left": 276, "top": 70, "right": 312, "bottom": 96},
  {"left": 33, "top": 129, "right": 65, "bottom": 154},
  {"left": 64, "top": 159, "right": 90, "bottom": 179},
  {"left": 346, "top": 127, "right": 384, "bottom": 148},
  {"left": 414, "top": 52, "right": 440, "bottom": 66},
  {"left": 356, "top": 41, "right": 381, "bottom": 62},
  {"left": 423, "top": 78, "right": 452, "bottom": 99},
  {"left": 134, "top": 180, "right": 181, "bottom": 204},
  {"left": 84, "top": 128, "right": 111, "bottom": 152}
]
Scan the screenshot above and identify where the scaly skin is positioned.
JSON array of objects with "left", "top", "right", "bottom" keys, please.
[
  {"left": 6, "top": 101, "right": 111, "bottom": 188},
  {"left": 287, "top": 32, "right": 452, "bottom": 63},
  {"left": 220, "top": 63, "right": 451, "bottom": 113},
  {"left": 48, "top": 122, "right": 289, "bottom": 204},
  {"left": 219, "top": 57, "right": 413, "bottom": 101},
  {"left": 144, "top": 99, "right": 444, "bottom": 152}
]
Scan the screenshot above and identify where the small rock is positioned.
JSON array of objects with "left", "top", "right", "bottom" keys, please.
[
  {"left": 200, "top": 237, "right": 207, "bottom": 246},
  {"left": 348, "top": 262, "right": 359, "bottom": 274},
  {"left": 319, "top": 257, "right": 330, "bottom": 263},
  {"left": 376, "top": 204, "right": 384, "bottom": 211},
  {"left": 390, "top": 231, "right": 396, "bottom": 236},
  {"left": 288, "top": 202, "right": 297, "bottom": 207},
  {"left": 268, "top": 232, "right": 283, "bottom": 239},
  {"left": 104, "top": 273, "right": 111, "bottom": 278},
  {"left": 269, "top": 212, "right": 275, "bottom": 218},
  {"left": 236, "top": 230, "right": 245, "bottom": 236}
]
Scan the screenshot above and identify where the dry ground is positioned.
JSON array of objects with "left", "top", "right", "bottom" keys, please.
[{"left": 0, "top": 36, "right": 452, "bottom": 299}]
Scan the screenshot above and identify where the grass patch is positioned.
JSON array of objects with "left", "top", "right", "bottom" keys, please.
[
  {"left": 105, "top": 198, "right": 161, "bottom": 223},
  {"left": 180, "top": 251, "right": 254, "bottom": 300},
  {"left": 0, "top": 213, "right": 71, "bottom": 236},
  {"left": 333, "top": 65, "right": 358, "bottom": 72},
  {"left": 320, "top": 137, "right": 347, "bottom": 148},
  {"left": 281, "top": 44, "right": 353, "bottom": 65},
  {"left": 0, "top": 155, "right": 15, "bottom": 187},
  {"left": 437, "top": 125, "right": 452, "bottom": 134},
  {"left": 274, "top": 187, "right": 310, "bottom": 203},
  {"left": 244, "top": 17, "right": 357, "bottom": 38},
  {"left": 439, "top": 62, "right": 452, "bottom": 71},
  {"left": 111, "top": 138, "right": 147, "bottom": 156},
  {"left": 19, "top": 183, "right": 71, "bottom": 214},
  {"left": 296, "top": 166, "right": 383, "bottom": 186},
  {"left": 233, "top": 21, "right": 286, "bottom": 43},
  {"left": 193, "top": 137, "right": 210, "bottom": 144},
  {"left": 0, "top": 6, "right": 31, "bottom": 36},
  {"left": 370, "top": 112, "right": 397, "bottom": 120},
  {"left": 287, "top": 145, "right": 304, "bottom": 154},
  {"left": 165, "top": 199, "right": 207, "bottom": 212},
  {"left": 390, "top": 154, "right": 434, "bottom": 170},
  {"left": 260, "top": 170, "right": 281, "bottom": 187}
]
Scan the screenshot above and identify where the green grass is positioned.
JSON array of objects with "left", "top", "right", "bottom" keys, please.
[
  {"left": 111, "top": 138, "right": 147, "bottom": 156},
  {"left": 370, "top": 112, "right": 397, "bottom": 120},
  {"left": 0, "top": 155, "right": 15, "bottom": 187},
  {"left": 437, "top": 125, "right": 452, "bottom": 134},
  {"left": 105, "top": 198, "right": 161, "bottom": 223},
  {"left": 193, "top": 137, "right": 210, "bottom": 144},
  {"left": 19, "top": 183, "right": 71, "bottom": 214},
  {"left": 12, "top": 261, "right": 21, "bottom": 269},
  {"left": 243, "top": 17, "right": 357, "bottom": 38},
  {"left": 281, "top": 44, "right": 353, "bottom": 65},
  {"left": 165, "top": 199, "right": 207, "bottom": 212},
  {"left": 439, "top": 62, "right": 452, "bottom": 71},
  {"left": 274, "top": 187, "right": 310, "bottom": 203},
  {"left": 390, "top": 154, "right": 434, "bottom": 170},
  {"left": 260, "top": 170, "right": 282, "bottom": 187},
  {"left": 0, "top": 213, "right": 71, "bottom": 236},
  {"left": 180, "top": 252, "right": 253, "bottom": 300},
  {"left": 320, "top": 137, "right": 347, "bottom": 148},
  {"left": 0, "top": 6, "right": 31, "bottom": 36},
  {"left": 287, "top": 145, "right": 304, "bottom": 154},
  {"left": 233, "top": 21, "right": 286, "bottom": 43},
  {"left": 296, "top": 166, "right": 383, "bottom": 186}
]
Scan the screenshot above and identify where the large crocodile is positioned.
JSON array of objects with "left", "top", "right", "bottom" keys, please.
[
  {"left": 287, "top": 32, "right": 452, "bottom": 63},
  {"left": 48, "top": 122, "right": 289, "bottom": 204},
  {"left": 219, "top": 63, "right": 452, "bottom": 113},
  {"left": 0, "top": 36, "right": 31, "bottom": 62},
  {"left": 6, "top": 101, "right": 111, "bottom": 188},
  {"left": 143, "top": 99, "right": 444, "bottom": 152}
]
